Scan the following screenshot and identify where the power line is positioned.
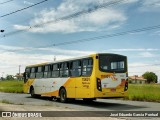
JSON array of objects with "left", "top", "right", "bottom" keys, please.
[
  {"left": 47, "top": 24, "right": 160, "bottom": 47},
  {"left": 33, "top": 0, "right": 125, "bottom": 27},
  {"left": 0, "top": 0, "right": 49, "bottom": 18},
  {"left": 0, "top": 0, "right": 13, "bottom": 5},
  {"left": 1, "top": 0, "right": 125, "bottom": 37},
  {"left": 2, "top": 0, "right": 159, "bottom": 36},
  {"left": 1, "top": 24, "right": 160, "bottom": 52}
]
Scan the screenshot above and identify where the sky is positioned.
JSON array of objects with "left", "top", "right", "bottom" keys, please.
[{"left": 0, "top": 0, "right": 160, "bottom": 82}]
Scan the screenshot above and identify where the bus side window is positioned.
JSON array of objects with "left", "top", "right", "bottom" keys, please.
[
  {"left": 63, "top": 62, "right": 69, "bottom": 77},
  {"left": 59, "top": 62, "right": 69, "bottom": 77},
  {"left": 25, "top": 68, "right": 30, "bottom": 79},
  {"left": 47, "top": 65, "right": 52, "bottom": 78},
  {"left": 59, "top": 63, "right": 63, "bottom": 77},
  {"left": 52, "top": 64, "right": 59, "bottom": 78},
  {"left": 82, "top": 58, "right": 93, "bottom": 76},
  {"left": 70, "top": 60, "right": 81, "bottom": 77},
  {"left": 30, "top": 67, "right": 36, "bottom": 78},
  {"left": 44, "top": 65, "right": 49, "bottom": 78},
  {"left": 36, "top": 66, "right": 43, "bottom": 78},
  {"left": 24, "top": 68, "right": 30, "bottom": 83}
]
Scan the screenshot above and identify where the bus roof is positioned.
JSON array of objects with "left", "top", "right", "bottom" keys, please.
[
  {"left": 26, "top": 54, "right": 92, "bottom": 68},
  {"left": 26, "top": 53, "right": 127, "bottom": 68}
]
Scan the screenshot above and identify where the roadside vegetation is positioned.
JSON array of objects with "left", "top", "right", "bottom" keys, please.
[
  {"left": 0, "top": 80, "right": 23, "bottom": 93},
  {"left": 126, "top": 84, "right": 160, "bottom": 102}
]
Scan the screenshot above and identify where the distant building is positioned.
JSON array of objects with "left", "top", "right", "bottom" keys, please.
[
  {"left": 14, "top": 73, "right": 24, "bottom": 80},
  {"left": 129, "top": 75, "right": 147, "bottom": 84}
]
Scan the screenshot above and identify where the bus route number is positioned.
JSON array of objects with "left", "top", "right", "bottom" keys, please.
[{"left": 82, "top": 78, "right": 90, "bottom": 88}]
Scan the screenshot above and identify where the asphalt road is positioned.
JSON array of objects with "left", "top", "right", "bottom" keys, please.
[{"left": 0, "top": 92, "right": 160, "bottom": 119}]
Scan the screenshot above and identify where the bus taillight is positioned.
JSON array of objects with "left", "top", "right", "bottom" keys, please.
[
  {"left": 97, "top": 78, "right": 102, "bottom": 91},
  {"left": 124, "top": 79, "right": 128, "bottom": 91}
]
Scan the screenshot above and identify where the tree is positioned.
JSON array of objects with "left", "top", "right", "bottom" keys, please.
[
  {"left": 5, "top": 74, "right": 14, "bottom": 80},
  {"left": 142, "top": 72, "right": 158, "bottom": 83}
]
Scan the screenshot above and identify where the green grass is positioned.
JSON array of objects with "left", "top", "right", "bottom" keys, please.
[
  {"left": 126, "top": 84, "right": 160, "bottom": 102},
  {"left": 0, "top": 80, "right": 23, "bottom": 93}
]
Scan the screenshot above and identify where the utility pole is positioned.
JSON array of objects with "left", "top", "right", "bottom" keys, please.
[
  {"left": 19, "top": 65, "right": 21, "bottom": 80},
  {"left": 54, "top": 56, "right": 56, "bottom": 62}
]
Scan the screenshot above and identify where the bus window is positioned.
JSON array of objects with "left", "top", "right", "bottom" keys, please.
[
  {"left": 64, "top": 62, "right": 69, "bottom": 77},
  {"left": 82, "top": 58, "right": 93, "bottom": 76},
  {"left": 24, "top": 68, "right": 30, "bottom": 83},
  {"left": 70, "top": 60, "right": 81, "bottom": 77},
  {"left": 30, "top": 67, "right": 36, "bottom": 78},
  {"left": 25, "top": 68, "right": 30, "bottom": 79},
  {"left": 36, "top": 66, "right": 43, "bottom": 78},
  {"left": 47, "top": 65, "right": 52, "bottom": 78},
  {"left": 44, "top": 65, "right": 49, "bottom": 78},
  {"left": 99, "top": 54, "right": 127, "bottom": 73},
  {"left": 111, "top": 61, "right": 125, "bottom": 70},
  {"left": 25, "top": 68, "right": 30, "bottom": 73},
  {"left": 52, "top": 64, "right": 59, "bottom": 78},
  {"left": 59, "top": 62, "right": 69, "bottom": 77}
]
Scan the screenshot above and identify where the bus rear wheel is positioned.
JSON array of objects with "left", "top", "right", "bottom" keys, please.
[{"left": 59, "top": 88, "right": 67, "bottom": 103}]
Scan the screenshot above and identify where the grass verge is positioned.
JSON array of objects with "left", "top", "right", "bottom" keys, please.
[
  {"left": 125, "top": 84, "right": 160, "bottom": 102},
  {"left": 0, "top": 80, "right": 23, "bottom": 93}
]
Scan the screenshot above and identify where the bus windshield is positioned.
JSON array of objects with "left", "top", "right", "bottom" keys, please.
[{"left": 99, "top": 54, "right": 127, "bottom": 73}]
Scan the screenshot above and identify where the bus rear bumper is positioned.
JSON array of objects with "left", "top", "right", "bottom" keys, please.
[{"left": 94, "top": 91, "right": 128, "bottom": 98}]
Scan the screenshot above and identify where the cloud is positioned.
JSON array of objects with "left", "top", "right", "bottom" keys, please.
[
  {"left": 139, "top": 0, "right": 160, "bottom": 12},
  {"left": 14, "top": 25, "right": 30, "bottom": 31},
  {"left": 153, "top": 30, "right": 160, "bottom": 36},
  {"left": 109, "top": 48, "right": 160, "bottom": 52},
  {"left": 129, "top": 63, "right": 148, "bottom": 67},
  {"left": 23, "top": 1, "right": 34, "bottom": 5},
  {"left": 128, "top": 62, "right": 160, "bottom": 83},
  {"left": 0, "top": 44, "right": 96, "bottom": 76},
  {"left": 38, "top": 47, "right": 96, "bottom": 56},
  {"left": 1, "top": 44, "right": 160, "bottom": 82},
  {"left": 14, "top": 0, "right": 131, "bottom": 33},
  {"left": 138, "top": 52, "right": 158, "bottom": 58},
  {"left": 0, "top": 44, "right": 95, "bottom": 56}
]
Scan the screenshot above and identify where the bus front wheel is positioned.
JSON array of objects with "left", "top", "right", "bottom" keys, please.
[
  {"left": 30, "top": 87, "right": 41, "bottom": 98},
  {"left": 30, "top": 87, "right": 35, "bottom": 97},
  {"left": 59, "top": 88, "right": 67, "bottom": 103}
]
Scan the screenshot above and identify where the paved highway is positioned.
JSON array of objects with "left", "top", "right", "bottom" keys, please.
[{"left": 0, "top": 92, "right": 160, "bottom": 119}]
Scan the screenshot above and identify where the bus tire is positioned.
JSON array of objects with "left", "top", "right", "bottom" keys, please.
[
  {"left": 59, "top": 88, "right": 67, "bottom": 103},
  {"left": 30, "top": 87, "right": 35, "bottom": 97},
  {"left": 30, "top": 87, "right": 39, "bottom": 98}
]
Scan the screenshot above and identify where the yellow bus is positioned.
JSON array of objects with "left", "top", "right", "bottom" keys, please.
[{"left": 23, "top": 53, "right": 128, "bottom": 102}]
